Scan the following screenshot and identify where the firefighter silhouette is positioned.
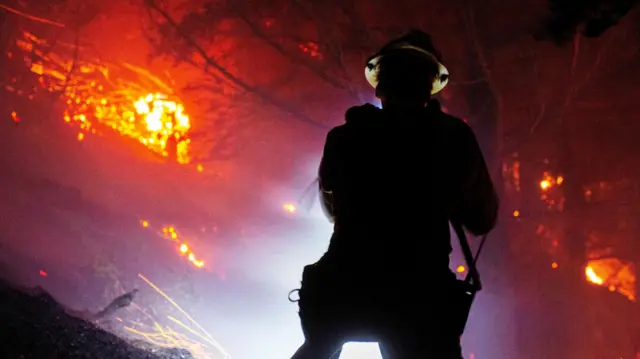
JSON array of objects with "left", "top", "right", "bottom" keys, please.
[
  {"left": 290, "top": 30, "right": 499, "bottom": 359},
  {"left": 165, "top": 112, "right": 178, "bottom": 162}
]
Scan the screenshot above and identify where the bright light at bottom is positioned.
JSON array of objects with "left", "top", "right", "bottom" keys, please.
[{"left": 339, "top": 343, "right": 382, "bottom": 359}]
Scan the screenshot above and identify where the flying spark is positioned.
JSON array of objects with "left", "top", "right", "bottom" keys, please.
[{"left": 119, "top": 274, "right": 232, "bottom": 359}]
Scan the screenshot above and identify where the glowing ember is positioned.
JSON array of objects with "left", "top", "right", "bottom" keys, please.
[
  {"left": 585, "top": 259, "right": 636, "bottom": 301},
  {"left": 180, "top": 243, "right": 189, "bottom": 254},
  {"left": 540, "top": 180, "right": 551, "bottom": 190},
  {"left": 161, "top": 226, "right": 205, "bottom": 268},
  {"left": 585, "top": 266, "right": 604, "bottom": 285},
  {"left": 10, "top": 32, "right": 193, "bottom": 164},
  {"left": 538, "top": 171, "right": 565, "bottom": 211},
  {"left": 140, "top": 220, "right": 205, "bottom": 269},
  {"left": 10, "top": 110, "right": 20, "bottom": 123},
  {"left": 539, "top": 172, "right": 563, "bottom": 191},
  {"left": 283, "top": 203, "right": 296, "bottom": 213}
]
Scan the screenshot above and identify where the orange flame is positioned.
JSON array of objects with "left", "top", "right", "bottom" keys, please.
[
  {"left": 160, "top": 225, "right": 205, "bottom": 268},
  {"left": 540, "top": 180, "right": 551, "bottom": 190},
  {"left": 585, "top": 260, "right": 636, "bottom": 302},
  {"left": 12, "top": 32, "right": 193, "bottom": 164},
  {"left": 63, "top": 91, "right": 192, "bottom": 163},
  {"left": 585, "top": 266, "right": 604, "bottom": 285},
  {"left": 539, "top": 172, "right": 564, "bottom": 191}
]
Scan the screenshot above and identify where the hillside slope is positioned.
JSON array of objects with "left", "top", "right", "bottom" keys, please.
[{"left": 0, "top": 279, "right": 196, "bottom": 359}]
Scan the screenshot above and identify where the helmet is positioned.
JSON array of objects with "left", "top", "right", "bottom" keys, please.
[{"left": 365, "top": 30, "right": 449, "bottom": 95}]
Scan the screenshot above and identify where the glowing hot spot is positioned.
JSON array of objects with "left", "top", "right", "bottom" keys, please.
[{"left": 283, "top": 203, "right": 296, "bottom": 213}]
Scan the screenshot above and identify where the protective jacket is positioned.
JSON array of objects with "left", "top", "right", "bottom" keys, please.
[{"left": 317, "top": 102, "right": 498, "bottom": 277}]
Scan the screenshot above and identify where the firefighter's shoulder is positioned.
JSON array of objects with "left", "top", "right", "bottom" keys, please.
[
  {"left": 434, "top": 110, "right": 474, "bottom": 135},
  {"left": 344, "top": 104, "right": 381, "bottom": 125},
  {"left": 323, "top": 104, "right": 381, "bottom": 141}
]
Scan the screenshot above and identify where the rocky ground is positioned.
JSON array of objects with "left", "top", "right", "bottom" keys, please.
[{"left": 0, "top": 279, "right": 195, "bottom": 359}]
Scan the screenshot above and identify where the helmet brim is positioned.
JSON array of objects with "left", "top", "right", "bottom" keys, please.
[{"left": 364, "top": 44, "right": 449, "bottom": 95}]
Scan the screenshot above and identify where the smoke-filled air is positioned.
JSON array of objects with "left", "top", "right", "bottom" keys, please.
[{"left": 0, "top": 0, "right": 639, "bottom": 358}]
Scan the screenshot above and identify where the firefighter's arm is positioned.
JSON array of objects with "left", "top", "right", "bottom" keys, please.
[
  {"left": 318, "top": 128, "right": 341, "bottom": 222},
  {"left": 318, "top": 185, "right": 335, "bottom": 223},
  {"left": 454, "top": 124, "right": 499, "bottom": 236}
]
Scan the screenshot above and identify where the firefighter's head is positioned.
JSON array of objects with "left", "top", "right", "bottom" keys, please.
[{"left": 365, "top": 30, "right": 449, "bottom": 106}]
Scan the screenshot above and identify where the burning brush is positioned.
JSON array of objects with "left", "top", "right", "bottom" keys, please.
[{"left": 6, "top": 31, "right": 197, "bottom": 165}]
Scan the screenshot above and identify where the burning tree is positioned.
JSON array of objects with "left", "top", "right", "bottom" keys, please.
[
  {"left": 1, "top": 0, "right": 229, "bottom": 169},
  {"left": 465, "top": 0, "right": 640, "bottom": 356}
]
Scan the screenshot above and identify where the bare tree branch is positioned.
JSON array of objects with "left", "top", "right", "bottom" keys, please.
[
  {"left": 568, "top": 28, "right": 627, "bottom": 99},
  {"left": 530, "top": 102, "right": 547, "bottom": 134},
  {"left": 231, "top": 5, "right": 357, "bottom": 100},
  {"left": 530, "top": 46, "right": 547, "bottom": 134},
  {"left": 560, "top": 33, "right": 581, "bottom": 116},
  {"left": 0, "top": 3, "right": 65, "bottom": 27},
  {"left": 59, "top": 27, "right": 80, "bottom": 97},
  {"left": 144, "top": 0, "right": 329, "bottom": 130},
  {"left": 464, "top": 0, "right": 505, "bottom": 154},
  {"left": 449, "top": 78, "right": 485, "bottom": 86},
  {"left": 289, "top": 0, "right": 362, "bottom": 100}
]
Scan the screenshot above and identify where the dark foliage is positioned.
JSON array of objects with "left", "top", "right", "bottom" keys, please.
[{"left": 537, "top": 0, "right": 639, "bottom": 44}]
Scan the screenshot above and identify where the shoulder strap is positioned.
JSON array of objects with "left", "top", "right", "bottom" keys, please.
[
  {"left": 451, "top": 221, "right": 487, "bottom": 292},
  {"left": 425, "top": 101, "right": 487, "bottom": 292}
]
